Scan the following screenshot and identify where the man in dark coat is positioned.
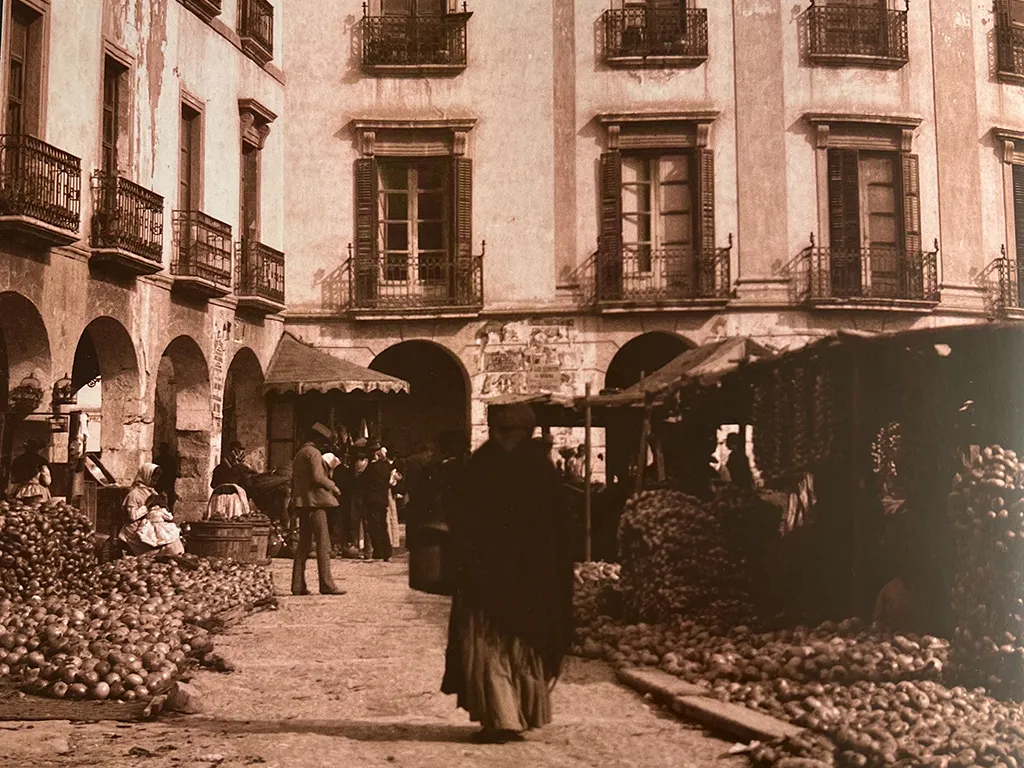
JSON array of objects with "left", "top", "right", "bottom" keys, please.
[
  {"left": 290, "top": 424, "right": 345, "bottom": 595},
  {"left": 359, "top": 441, "right": 393, "bottom": 561},
  {"left": 441, "top": 403, "right": 574, "bottom": 743}
]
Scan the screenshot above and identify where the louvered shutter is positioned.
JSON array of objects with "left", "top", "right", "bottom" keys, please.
[
  {"left": 1013, "top": 165, "right": 1024, "bottom": 268},
  {"left": 827, "top": 148, "right": 861, "bottom": 297},
  {"left": 998, "top": 0, "right": 1014, "bottom": 70},
  {"left": 598, "top": 151, "right": 623, "bottom": 301},
  {"left": 900, "top": 153, "right": 923, "bottom": 298},
  {"left": 451, "top": 157, "right": 474, "bottom": 304},
  {"left": 354, "top": 157, "right": 379, "bottom": 305},
  {"left": 696, "top": 148, "right": 716, "bottom": 297}
]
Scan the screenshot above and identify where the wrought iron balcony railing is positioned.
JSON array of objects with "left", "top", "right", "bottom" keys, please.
[
  {"left": 998, "top": 23, "right": 1024, "bottom": 83},
  {"left": 171, "top": 210, "right": 232, "bottom": 289},
  {"left": 806, "top": 2, "right": 909, "bottom": 68},
  {"left": 982, "top": 249, "right": 1024, "bottom": 314},
  {"left": 595, "top": 240, "right": 731, "bottom": 306},
  {"left": 236, "top": 238, "right": 285, "bottom": 308},
  {"left": 90, "top": 172, "right": 163, "bottom": 263},
  {"left": 796, "top": 238, "right": 939, "bottom": 303},
  {"left": 362, "top": 8, "right": 471, "bottom": 73},
  {"left": 0, "top": 134, "right": 81, "bottom": 235},
  {"left": 239, "top": 0, "right": 274, "bottom": 64},
  {"left": 602, "top": 7, "right": 708, "bottom": 65},
  {"left": 342, "top": 248, "right": 484, "bottom": 314}
]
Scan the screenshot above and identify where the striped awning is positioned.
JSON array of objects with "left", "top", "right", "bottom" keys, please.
[{"left": 263, "top": 332, "right": 410, "bottom": 395}]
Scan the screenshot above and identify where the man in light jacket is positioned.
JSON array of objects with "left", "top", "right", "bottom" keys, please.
[{"left": 291, "top": 423, "right": 345, "bottom": 596}]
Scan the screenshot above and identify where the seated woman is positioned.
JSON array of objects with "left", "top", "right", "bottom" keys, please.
[{"left": 118, "top": 463, "right": 184, "bottom": 556}]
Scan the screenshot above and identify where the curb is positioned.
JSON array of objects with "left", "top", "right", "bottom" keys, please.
[{"left": 615, "top": 668, "right": 804, "bottom": 744}]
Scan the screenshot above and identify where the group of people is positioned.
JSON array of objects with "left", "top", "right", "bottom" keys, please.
[
  {"left": 287, "top": 407, "right": 575, "bottom": 744},
  {"left": 288, "top": 423, "right": 405, "bottom": 596}
]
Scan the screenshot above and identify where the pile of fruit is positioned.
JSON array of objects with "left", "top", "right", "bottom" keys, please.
[
  {"left": 617, "top": 488, "right": 774, "bottom": 625},
  {"left": 0, "top": 499, "right": 275, "bottom": 703},
  {"left": 0, "top": 500, "right": 100, "bottom": 601},
  {"left": 573, "top": 561, "right": 621, "bottom": 631},
  {"left": 2, "top": 555, "right": 273, "bottom": 702},
  {"left": 948, "top": 445, "right": 1024, "bottom": 699}
]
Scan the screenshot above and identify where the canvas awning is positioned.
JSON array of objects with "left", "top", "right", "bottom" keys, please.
[
  {"left": 263, "top": 332, "right": 410, "bottom": 395},
  {"left": 588, "top": 337, "right": 774, "bottom": 408}
]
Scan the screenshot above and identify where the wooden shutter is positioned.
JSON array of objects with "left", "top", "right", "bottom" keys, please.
[
  {"left": 900, "top": 154, "right": 921, "bottom": 257},
  {"left": 451, "top": 157, "right": 473, "bottom": 302},
  {"left": 1013, "top": 164, "right": 1024, "bottom": 267},
  {"left": 354, "top": 157, "right": 379, "bottom": 304},
  {"left": 827, "top": 149, "right": 860, "bottom": 253},
  {"left": 696, "top": 148, "right": 716, "bottom": 295},
  {"left": 598, "top": 150, "right": 623, "bottom": 300}
]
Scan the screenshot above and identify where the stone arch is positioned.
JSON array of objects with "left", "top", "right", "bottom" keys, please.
[
  {"left": 71, "top": 316, "right": 142, "bottom": 484},
  {"left": 370, "top": 340, "right": 470, "bottom": 457},
  {"left": 154, "top": 336, "right": 212, "bottom": 521},
  {"left": 0, "top": 292, "right": 53, "bottom": 491},
  {"left": 221, "top": 347, "right": 266, "bottom": 471},
  {"left": 603, "top": 331, "right": 693, "bottom": 484}
]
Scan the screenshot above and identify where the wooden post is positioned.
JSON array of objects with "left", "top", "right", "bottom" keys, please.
[
  {"left": 637, "top": 396, "right": 653, "bottom": 493},
  {"left": 584, "top": 382, "right": 593, "bottom": 562}
]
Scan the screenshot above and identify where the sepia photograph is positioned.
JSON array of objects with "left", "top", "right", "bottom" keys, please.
[{"left": 0, "top": 0, "right": 1023, "bottom": 765}]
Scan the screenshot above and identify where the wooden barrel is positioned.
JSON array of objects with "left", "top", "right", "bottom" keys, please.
[
  {"left": 408, "top": 522, "right": 452, "bottom": 596},
  {"left": 187, "top": 520, "right": 254, "bottom": 560},
  {"left": 250, "top": 520, "right": 271, "bottom": 564}
]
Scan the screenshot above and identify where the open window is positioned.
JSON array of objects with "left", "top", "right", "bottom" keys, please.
[{"left": 5, "top": 1, "right": 46, "bottom": 136}]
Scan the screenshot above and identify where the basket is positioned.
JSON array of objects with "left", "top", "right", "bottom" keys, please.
[
  {"left": 408, "top": 522, "right": 452, "bottom": 596},
  {"left": 186, "top": 520, "right": 254, "bottom": 560}
]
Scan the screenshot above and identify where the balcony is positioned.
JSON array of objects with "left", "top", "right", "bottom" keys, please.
[
  {"left": 998, "top": 23, "right": 1024, "bottom": 84},
  {"left": 796, "top": 239, "right": 939, "bottom": 306},
  {"left": 806, "top": 2, "right": 909, "bottom": 69},
  {"left": 362, "top": 8, "right": 472, "bottom": 76},
  {"left": 171, "top": 211, "right": 232, "bottom": 298},
  {"left": 594, "top": 241, "right": 731, "bottom": 309},
  {"left": 236, "top": 238, "right": 285, "bottom": 314},
  {"left": 89, "top": 173, "right": 163, "bottom": 275},
  {"left": 239, "top": 0, "right": 274, "bottom": 65},
  {"left": 342, "top": 250, "right": 484, "bottom": 317},
  {"left": 179, "top": 0, "right": 222, "bottom": 23},
  {"left": 982, "top": 250, "right": 1024, "bottom": 317},
  {"left": 602, "top": 7, "right": 708, "bottom": 68},
  {"left": 0, "top": 134, "right": 81, "bottom": 247}
]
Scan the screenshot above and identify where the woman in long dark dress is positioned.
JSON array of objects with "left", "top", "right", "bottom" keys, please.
[{"left": 441, "top": 403, "right": 574, "bottom": 744}]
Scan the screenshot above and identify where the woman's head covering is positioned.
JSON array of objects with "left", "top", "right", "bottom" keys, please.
[
  {"left": 488, "top": 403, "right": 537, "bottom": 432},
  {"left": 133, "top": 463, "right": 160, "bottom": 488}
]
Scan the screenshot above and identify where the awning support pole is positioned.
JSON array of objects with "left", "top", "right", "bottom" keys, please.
[{"left": 584, "top": 382, "right": 593, "bottom": 563}]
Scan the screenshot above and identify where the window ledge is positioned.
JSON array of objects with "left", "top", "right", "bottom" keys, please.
[
  {"left": 89, "top": 248, "right": 163, "bottom": 277},
  {"left": 362, "top": 63, "right": 467, "bottom": 77},
  {"left": 604, "top": 54, "right": 707, "bottom": 69},
  {"left": 178, "top": 0, "right": 222, "bottom": 23},
  {"left": 349, "top": 306, "right": 483, "bottom": 321},
  {"left": 807, "top": 52, "right": 908, "bottom": 70},
  {"left": 172, "top": 275, "right": 232, "bottom": 299},
  {"left": 997, "top": 70, "right": 1024, "bottom": 87},
  {"left": 240, "top": 38, "right": 273, "bottom": 67},
  {"left": 0, "top": 216, "right": 79, "bottom": 248},
  {"left": 804, "top": 297, "right": 938, "bottom": 313},
  {"left": 237, "top": 295, "right": 286, "bottom": 315},
  {"left": 596, "top": 298, "right": 730, "bottom": 314}
]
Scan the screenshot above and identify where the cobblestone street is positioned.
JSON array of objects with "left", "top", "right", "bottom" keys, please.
[{"left": 0, "top": 558, "right": 743, "bottom": 768}]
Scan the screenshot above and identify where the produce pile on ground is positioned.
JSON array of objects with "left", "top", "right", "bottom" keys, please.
[
  {"left": 0, "top": 500, "right": 100, "bottom": 601},
  {"left": 573, "top": 561, "right": 621, "bottom": 631},
  {"left": 0, "top": 500, "right": 274, "bottom": 703},
  {"left": 617, "top": 488, "right": 775, "bottom": 625},
  {"left": 949, "top": 445, "right": 1024, "bottom": 699}
]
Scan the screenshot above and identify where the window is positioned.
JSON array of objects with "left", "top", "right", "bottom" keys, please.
[
  {"left": 826, "top": 148, "right": 921, "bottom": 298},
  {"left": 101, "top": 57, "right": 128, "bottom": 176},
  {"left": 179, "top": 104, "right": 202, "bottom": 211},
  {"left": 5, "top": 2, "right": 44, "bottom": 135},
  {"left": 378, "top": 159, "right": 448, "bottom": 282},
  {"left": 240, "top": 144, "right": 260, "bottom": 240},
  {"left": 598, "top": 144, "right": 717, "bottom": 302},
  {"left": 1013, "top": 164, "right": 1024, "bottom": 293},
  {"left": 382, "top": 0, "right": 445, "bottom": 15},
  {"left": 1012, "top": 0, "right": 1024, "bottom": 25}
]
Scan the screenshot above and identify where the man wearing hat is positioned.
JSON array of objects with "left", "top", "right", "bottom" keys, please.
[
  {"left": 358, "top": 439, "right": 393, "bottom": 561},
  {"left": 290, "top": 423, "right": 345, "bottom": 595}
]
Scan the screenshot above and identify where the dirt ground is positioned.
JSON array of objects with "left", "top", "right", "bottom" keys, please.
[{"left": 0, "top": 558, "right": 746, "bottom": 768}]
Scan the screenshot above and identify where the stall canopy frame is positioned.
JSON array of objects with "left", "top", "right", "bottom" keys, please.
[{"left": 263, "top": 332, "right": 411, "bottom": 395}]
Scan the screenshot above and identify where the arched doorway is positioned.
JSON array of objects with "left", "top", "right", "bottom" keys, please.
[
  {"left": 71, "top": 317, "right": 142, "bottom": 484},
  {"left": 603, "top": 331, "right": 691, "bottom": 484},
  {"left": 0, "top": 293, "right": 52, "bottom": 494},
  {"left": 153, "top": 336, "right": 211, "bottom": 521},
  {"left": 221, "top": 348, "right": 266, "bottom": 471},
  {"left": 370, "top": 340, "right": 469, "bottom": 458}
]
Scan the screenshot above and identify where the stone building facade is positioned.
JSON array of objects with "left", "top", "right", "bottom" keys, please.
[
  {"left": 280, "top": 0, "right": 1024, "bottom": 464},
  {"left": 0, "top": 0, "right": 286, "bottom": 518}
]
